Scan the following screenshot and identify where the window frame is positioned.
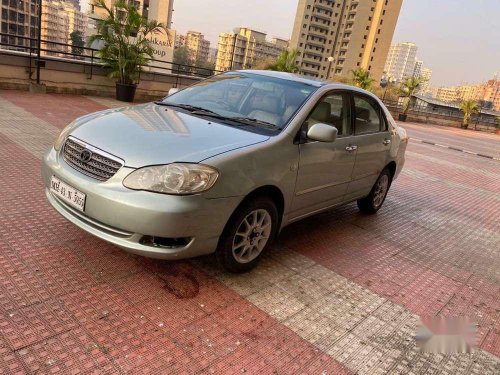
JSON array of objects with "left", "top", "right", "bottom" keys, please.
[
  {"left": 296, "top": 90, "right": 353, "bottom": 143},
  {"left": 351, "top": 93, "right": 389, "bottom": 136}
]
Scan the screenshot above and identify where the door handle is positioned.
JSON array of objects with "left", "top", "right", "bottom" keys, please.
[
  {"left": 383, "top": 139, "right": 391, "bottom": 145},
  {"left": 345, "top": 145, "right": 358, "bottom": 152}
]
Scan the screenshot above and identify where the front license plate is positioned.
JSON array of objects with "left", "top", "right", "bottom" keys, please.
[{"left": 50, "top": 176, "right": 86, "bottom": 212}]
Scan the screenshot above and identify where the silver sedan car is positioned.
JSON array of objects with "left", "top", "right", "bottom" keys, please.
[{"left": 42, "top": 70, "right": 407, "bottom": 272}]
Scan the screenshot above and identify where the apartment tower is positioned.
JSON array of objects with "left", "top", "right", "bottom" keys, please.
[
  {"left": 384, "top": 42, "right": 418, "bottom": 82},
  {"left": 215, "top": 27, "right": 288, "bottom": 72},
  {"left": 290, "top": 0, "right": 403, "bottom": 81},
  {"left": 0, "top": 0, "right": 40, "bottom": 51},
  {"left": 184, "top": 31, "right": 210, "bottom": 63}
]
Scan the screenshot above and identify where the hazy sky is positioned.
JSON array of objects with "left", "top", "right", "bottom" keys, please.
[{"left": 83, "top": 0, "right": 500, "bottom": 86}]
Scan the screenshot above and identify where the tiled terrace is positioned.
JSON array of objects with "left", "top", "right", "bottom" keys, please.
[{"left": 0, "top": 91, "right": 499, "bottom": 374}]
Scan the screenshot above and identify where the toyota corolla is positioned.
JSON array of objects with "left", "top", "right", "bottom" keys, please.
[{"left": 42, "top": 70, "right": 407, "bottom": 272}]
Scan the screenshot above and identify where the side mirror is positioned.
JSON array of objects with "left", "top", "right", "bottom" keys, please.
[
  {"left": 307, "top": 123, "right": 338, "bottom": 143},
  {"left": 168, "top": 88, "right": 179, "bottom": 96}
]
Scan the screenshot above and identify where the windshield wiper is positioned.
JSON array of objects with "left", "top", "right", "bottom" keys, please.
[
  {"left": 154, "top": 102, "right": 220, "bottom": 115},
  {"left": 228, "top": 117, "right": 280, "bottom": 130},
  {"left": 155, "top": 102, "right": 280, "bottom": 130}
]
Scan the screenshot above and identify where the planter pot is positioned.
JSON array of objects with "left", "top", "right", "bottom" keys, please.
[
  {"left": 398, "top": 113, "right": 407, "bottom": 122},
  {"left": 495, "top": 128, "right": 500, "bottom": 135},
  {"left": 116, "top": 82, "right": 137, "bottom": 102}
]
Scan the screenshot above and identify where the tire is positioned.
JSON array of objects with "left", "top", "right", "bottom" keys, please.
[
  {"left": 216, "top": 196, "right": 279, "bottom": 273},
  {"left": 357, "top": 168, "right": 392, "bottom": 214}
]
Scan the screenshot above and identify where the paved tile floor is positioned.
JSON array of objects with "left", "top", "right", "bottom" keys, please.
[{"left": 0, "top": 90, "right": 499, "bottom": 374}]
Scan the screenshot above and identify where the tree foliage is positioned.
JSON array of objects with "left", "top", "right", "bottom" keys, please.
[
  {"left": 350, "top": 68, "right": 375, "bottom": 90},
  {"left": 266, "top": 49, "right": 300, "bottom": 73},
  {"left": 459, "top": 99, "right": 479, "bottom": 129},
  {"left": 398, "top": 76, "right": 425, "bottom": 115},
  {"left": 88, "top": 0, "right": 166, "bottom": 85},
  {"left": 70, "top": 30, "right": 84, "bottom": 56},
  {"left": 173, "top": 46, "right": 192, "bottom": 73}
]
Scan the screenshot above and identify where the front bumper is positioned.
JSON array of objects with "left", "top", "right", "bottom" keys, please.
[{"left": 42, "top": 148, "right": 242, "bottom": 260}]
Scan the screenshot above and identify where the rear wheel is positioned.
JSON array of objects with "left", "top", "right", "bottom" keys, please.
[
  {"left": 357, "top": 168, "right": 392, "bottom": 214},
  {"left": 216, "top": 196, "right": 278, "bottom": 273}
]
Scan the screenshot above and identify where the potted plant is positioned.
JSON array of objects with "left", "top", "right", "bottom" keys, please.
[
  {"left": 397, "top": 77, "right": 424, "bottom": 122},
  {"left": 459, "top": 99, "right": 479, "bottom": 129},
  {"left": 88, "top": 0, "right": 166, "bottom": 102}
]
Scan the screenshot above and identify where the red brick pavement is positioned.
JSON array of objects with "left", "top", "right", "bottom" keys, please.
[
  {"left": 0, "top": 91, "right": 108, "bottom": 130},
  {"left": 0, "top": 128, "right": 349, "bottom": 372},
  {"left": 0, "top": 91, "right": 499, "bottom": 372}
]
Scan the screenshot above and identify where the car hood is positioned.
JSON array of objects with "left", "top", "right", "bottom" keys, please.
[{"left": 69, "top": 103, "right": 270, "bottom": 167}]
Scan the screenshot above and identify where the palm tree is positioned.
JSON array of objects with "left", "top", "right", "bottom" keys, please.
[
  {"left": 88, "top": 0, "right": 167, "bottom": 100},
  {"left": 459, "top": 99, "right": 479, "bottom": 129},
  {"left": 266, "top": 49, "right": 300, "bottom": 73},
  {"left": 398, "top": 76, "right": 424, "bottom": 118},
  {"left": 350, "top": 68, "right": 375, "bottom": 90}
]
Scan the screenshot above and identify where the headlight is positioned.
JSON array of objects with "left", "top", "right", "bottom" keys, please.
[
  {"left": 54, "top": 122, "right": 75, "bottom": 151},
  {"left": 123, "top": 163, "right": 219, "bottom": 195}
]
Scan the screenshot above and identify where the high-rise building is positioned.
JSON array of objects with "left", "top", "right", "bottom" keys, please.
[
  {"left": 290, "top": 0, "right": 403, "bottom": 81},
  {"left": 436, "top": 86, "right": 458, "bottom": 103},
  {"left": 418, "top": 67, "right": 432, "bottom": 95},
  {"left": 433, "top": 80, "right": 500, "bottom": 109},
  {"left": 143, "top": 0, "right": 173, "bottom": 29},
  {"left": 384, "top": 42, "right": 418, "bottom": 82},
  {"left": 41, "top": 0, "right": 86, "bottom": 56},
  {"left": 215, "top": 27, "right": 288, "bottom": 72},
  {"left": 88, "top": 0, "right": 173, "bottom": 33},
  {"left": 184, "top": 31, "right": 210, "bottom": 63},
  {"left": 175, "top": 33, "right": 186, "bottom": 48},
  {"left": 413, "top": 58, "right": 423, "bottom": 78},
  {"left": 478, "top": 79, "right": 500, "bottom": 111},
  {"left": 0, "top": 0, "right": 40, "bottom": 51}
]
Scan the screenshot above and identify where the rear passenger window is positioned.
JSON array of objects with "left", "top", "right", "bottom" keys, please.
[{"left": 353, "top": 96, "right": 383, "bottom": 134}]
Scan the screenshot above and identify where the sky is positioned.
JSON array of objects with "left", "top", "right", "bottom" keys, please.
[{"left": 82, "top": 0, "right": 500, "bottom": 87}]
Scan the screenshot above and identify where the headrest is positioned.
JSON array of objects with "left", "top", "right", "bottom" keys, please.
[
  {"left": 310, "top": 102, "right": 331, "bottom": 123},
  {"left": 252, "top": 95, "right": 279, "bottom": 114}
]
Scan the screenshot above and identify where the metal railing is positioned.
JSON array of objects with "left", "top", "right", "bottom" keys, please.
[
  {"left": 0, "top": 32, "right": 223, "bottom": 87},
  {"left": 382, "top": 99, "right": 499, "bottom": 127}
]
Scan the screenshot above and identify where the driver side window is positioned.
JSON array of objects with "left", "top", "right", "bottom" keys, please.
[{"left": 305, "top": 93, "right": 351, "bottom": 137}]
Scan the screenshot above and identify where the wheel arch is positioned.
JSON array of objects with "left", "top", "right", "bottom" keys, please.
[
  {"left": 385, "top": 161, "right": 397, "bottom": 180},
  {"left": 220, "top": 185, "right": 285, "bottom": 240}
]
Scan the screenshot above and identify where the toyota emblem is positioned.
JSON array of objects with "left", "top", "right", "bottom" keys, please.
[{"left": 80, "top": 149, "right": 93, "bottom": 163}]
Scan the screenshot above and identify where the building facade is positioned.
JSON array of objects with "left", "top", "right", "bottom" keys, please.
[
  {"left": 413, "top": 58, "right": 422, "bottom": 78},
  {"left": 0, "top": 0, "right": 40, "bottom": 51},
  {"left": 41, "top": 0, "right": 86, "bottom": 56},
  {"left": 384, "top": 42, "right": 418, "bottom": 82},
  {"left": 184, "top": 31, "right": 210, "bottom": 63},
  {"left": 88, "top": 0, "right": 173, "bottom": 32},
  {"left": 418, "top": 67, "right": 432, "bottom": 95},
  {"left": 434, "top": 80, "right": 499, "bottom": 109},
  {"left": 290, "top": 0, "right": 403, "bottom": 81},
  {"left": 478, "top": 79, "right": 500, "bottom": 111},
  {"left": 215, "top": 27, "right": 288, "bottom": 72}
]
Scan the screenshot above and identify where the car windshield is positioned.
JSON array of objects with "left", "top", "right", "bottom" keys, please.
[{"left": 160, "top": 72, "right": 317, "bottom": 130}]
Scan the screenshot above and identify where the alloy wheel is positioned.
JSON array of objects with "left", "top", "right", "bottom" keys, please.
[{"left": 232, "top": 209, "right": 272, "bottom": 264}]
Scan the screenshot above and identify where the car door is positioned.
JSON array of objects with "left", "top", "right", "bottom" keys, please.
[
  {"left": 345, "top": 94, "right": 392, "bottom": 201},
  {"left": 290, "top": 91, "right": 357, "bottom": 219}
]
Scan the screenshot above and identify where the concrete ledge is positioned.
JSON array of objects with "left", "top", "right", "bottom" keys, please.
[{"left": 0, "top": 51, "right": 202, "bottom": 102}]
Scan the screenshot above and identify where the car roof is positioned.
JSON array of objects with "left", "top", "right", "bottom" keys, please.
[{"left": 233, "top": 70, "right": 373, "bottom": 96}]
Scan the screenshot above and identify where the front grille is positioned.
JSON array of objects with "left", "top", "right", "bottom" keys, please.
[{"left": 63, "top": 136, "right": 124, "bottom": 181}]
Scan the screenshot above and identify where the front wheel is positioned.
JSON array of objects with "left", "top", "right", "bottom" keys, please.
[
  {"left": 216, "top": 196, "right": 278, "bottom": 273},
  {"left": 357, "top": 168, "right": 392, "bottom": 214}
]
